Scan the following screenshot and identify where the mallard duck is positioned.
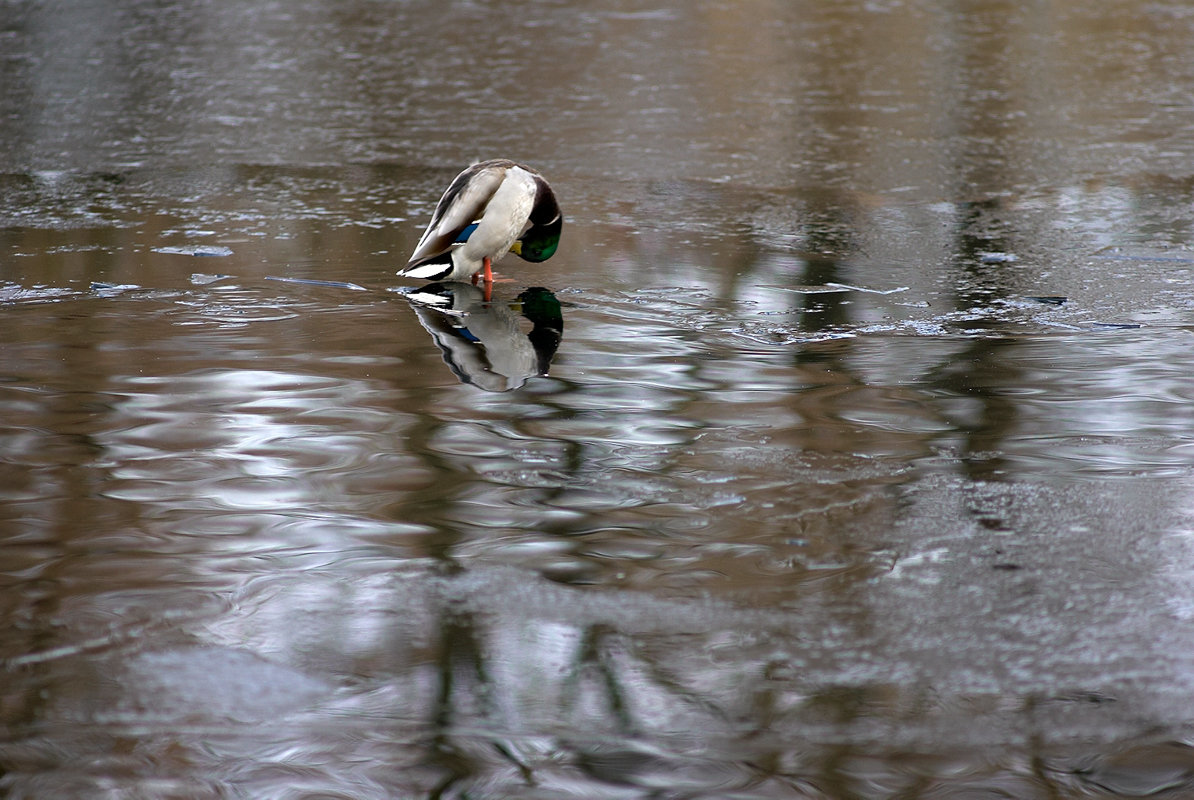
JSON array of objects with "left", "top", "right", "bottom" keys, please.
[{"left": 398, "top": 159, "right": 563, "bottom": 286}]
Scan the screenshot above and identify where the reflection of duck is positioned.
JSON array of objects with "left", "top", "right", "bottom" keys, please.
[
  {"left": 405, "top": 282, "right": 563, "bottom": 392},
  {"left": 398, "top": 160, "right": 563, "bottom": 290}
]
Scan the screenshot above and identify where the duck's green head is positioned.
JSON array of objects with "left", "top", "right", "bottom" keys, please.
[{"left": 510, "top": 214, "right": 563, "bottom": 263}]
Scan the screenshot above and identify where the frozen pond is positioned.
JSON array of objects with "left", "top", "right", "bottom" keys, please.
[{"left": 4, "top": 1, "right": 1194, "bottom": 797}]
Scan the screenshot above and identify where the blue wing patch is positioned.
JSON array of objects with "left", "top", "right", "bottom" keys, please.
[{"left": 454, "top": 223, "right": 479, "bottom": 244}]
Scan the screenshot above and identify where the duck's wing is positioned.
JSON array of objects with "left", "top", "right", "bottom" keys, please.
[{"left": 407, "top": 160, "right": 516, "bottom": 265}]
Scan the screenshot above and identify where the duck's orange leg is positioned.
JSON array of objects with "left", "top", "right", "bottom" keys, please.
[
  {"left": 470, "top": 257, "right": 494, "bottom": 285},
  {"left": 468, "top": 260, "right": 491, "bottom": 300},
  {"left": 481, "top": 257, "right": 494, "bottom": 300}
]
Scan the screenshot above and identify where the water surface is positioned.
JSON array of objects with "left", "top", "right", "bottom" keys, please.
[{"left": 4, "top": 1, "right": 1194, "bottom": 798}]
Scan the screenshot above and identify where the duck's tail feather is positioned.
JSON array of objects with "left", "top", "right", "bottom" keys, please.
[{"left": 398, "top": 259, "right": 454, "bottom": 281}]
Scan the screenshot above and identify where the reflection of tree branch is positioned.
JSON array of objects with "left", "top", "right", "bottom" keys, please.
[
  {"left": 433, "top": 613, "right": 492, "bottom": 725},
  {"left": 1024, "top": 695, "right": 1079, "bottom": 800},
  {"left": 632, "top": 640, "right": 735, "bottom": 725},
  {"left": 561, "top": 624, "right": 741, "bottom": 742},
  {"left": 561, "top": 624, "right": 636, "bottom": 735},
  {"left": 492, "top": 740, "right": 535, "bottom": 786},
  {"left": 925, "top": 337, "right": 1019, "bottom": 482},
  {"left": 427, "top": 612, "right": 482, "bottom": 799},
  {"left": 427, "top": 608, "right": 537, "bottom": 795}
]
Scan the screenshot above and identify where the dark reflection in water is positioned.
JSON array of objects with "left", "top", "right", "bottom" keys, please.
[{"left": 4, "top": 0, "right": 1194, "bottom": 797}]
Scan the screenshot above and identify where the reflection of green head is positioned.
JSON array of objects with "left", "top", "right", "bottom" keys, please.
[
  {"left": 511, "top": 215, "right": 562, "bottom": 263},
  {"left": 518, "top": 286, "right": 563, "bottom": 330},
  {"left": 518, "top": 287, "right": 563, "bottom": 374}
]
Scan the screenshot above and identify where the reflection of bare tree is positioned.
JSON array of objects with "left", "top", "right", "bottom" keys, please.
[
  {"left": 426, "top": 607, "right": 535, "bottom": 798},
  {"left": 422, "top": 593, "right": 750, "bottom": 794},
  {"left": 921, "top": 198, "right": 1028, "bottom": 483},
  {"left": 560, "top": 624, "right": 637, "bottom": 735},
  {"left": 399, "top": 562, "right": 1136, "bottom": 796},
  {"left": 926, "top": 337, "right": 1019, "bottom": 482}
]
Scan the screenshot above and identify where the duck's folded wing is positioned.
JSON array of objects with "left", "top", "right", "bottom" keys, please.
[{"left": 407, "top": 162, "right": 512, "bottom": 264}]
